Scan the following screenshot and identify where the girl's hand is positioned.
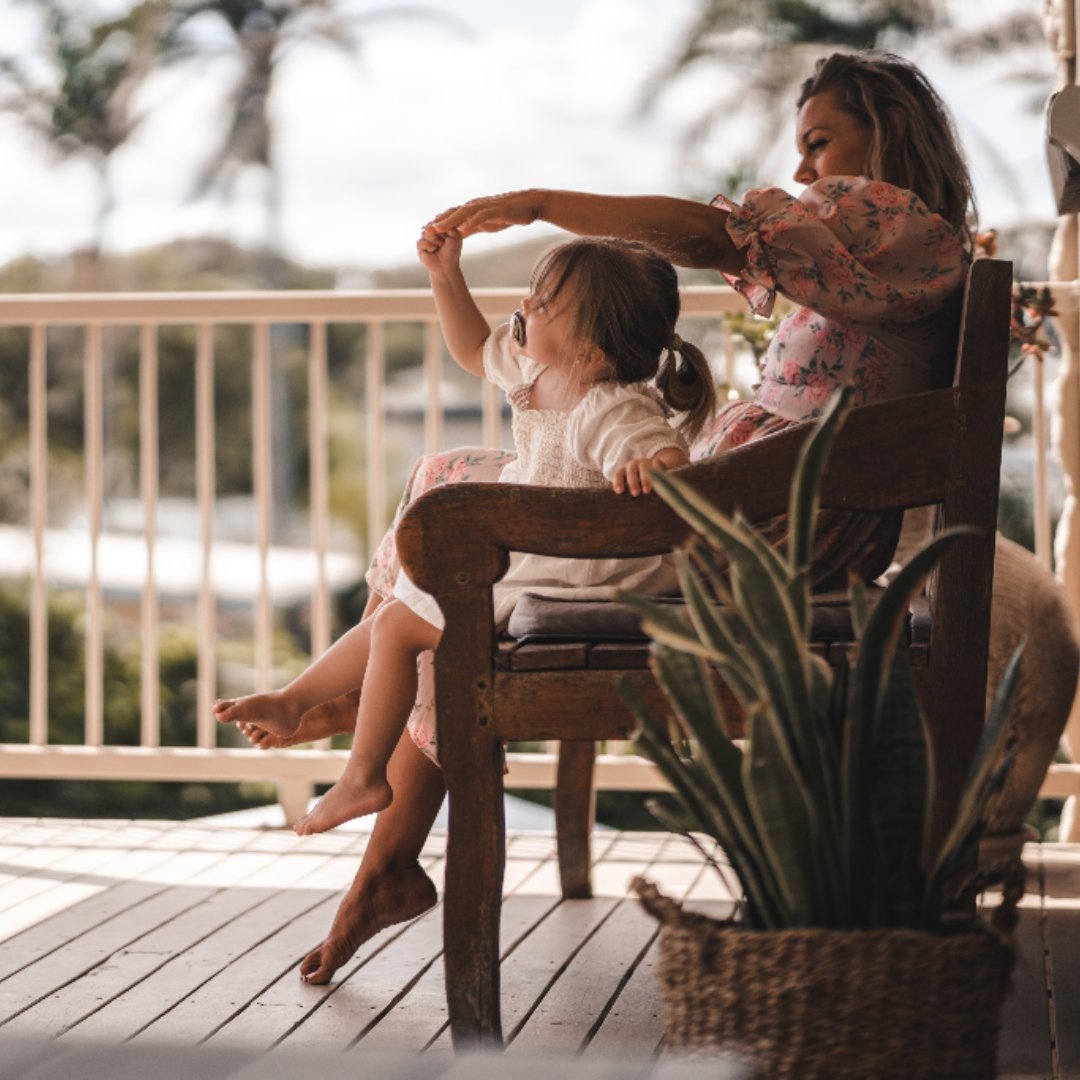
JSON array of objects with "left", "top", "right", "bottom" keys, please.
[
  {"left": 417, "top": 224, "right": 463, "bottom": 274},
  {"left": 432, "top": 190, "right": 544, "bottom": 238},
  {"left": 612, "top": 446, "right": 688, "bottom": 496}
]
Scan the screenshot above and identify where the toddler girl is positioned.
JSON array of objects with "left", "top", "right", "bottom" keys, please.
[{"left": 214, "top": 229, "right": 715, "bottom": 835}]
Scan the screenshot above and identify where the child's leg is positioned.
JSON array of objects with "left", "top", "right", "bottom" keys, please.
[
  {"left": 214, "top": 615, "right": 376, "bottom": 739},
  {"left": 294, "top": 599, "right": 441, "bottom": 835},
  {"left": 235, "top": 591, "right": 388, "bottom": 749}
]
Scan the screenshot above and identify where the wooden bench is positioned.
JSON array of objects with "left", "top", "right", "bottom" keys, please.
[{"left": 396, "top": 257, "right": 1013, "bottom": 1048}]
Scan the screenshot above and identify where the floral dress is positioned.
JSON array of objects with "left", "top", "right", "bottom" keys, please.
[{"left": 369, "top": 177, "right": 967, "bottom": 763}]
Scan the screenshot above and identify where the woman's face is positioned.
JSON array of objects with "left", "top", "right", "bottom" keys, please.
[{"left": 793, "top": 91, "right": 873, "bottom": 186}]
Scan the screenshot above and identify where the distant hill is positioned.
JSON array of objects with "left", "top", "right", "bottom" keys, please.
[
  {"left": 2, "top": 219, "right": 1051, "bottom": 296},
  {"left": 369, "top": 231, "right": 565, "bottom": 290},
  {"left": 0, "top": 238, "right": 335, "bottom": 294},
  {"left": 368, "top": 229, "right": 725, "bottom": 290}
]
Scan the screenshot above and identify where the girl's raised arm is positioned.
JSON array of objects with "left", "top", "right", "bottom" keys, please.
[
  {"left": 433, "top": 190, "right": 745, "bottom": 275},
  {"left": 417, "top": 228, "right": 489, "bottom": 377}
]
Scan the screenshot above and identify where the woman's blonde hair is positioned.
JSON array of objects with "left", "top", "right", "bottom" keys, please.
[
  {"left": 797, "top": 51, "right": 974, "bottom": 235},
  {"left": 529, "top": 237, "right": 716, "bottom": 442}
]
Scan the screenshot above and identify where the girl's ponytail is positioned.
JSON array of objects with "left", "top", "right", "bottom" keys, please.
[{"left": 656, "top": 335, "right": 715, "bottom": 444}]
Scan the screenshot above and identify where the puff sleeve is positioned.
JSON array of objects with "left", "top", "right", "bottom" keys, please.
[
  {"left": 482, "top": 322, "right": 543, "bottom": 391},
  {"left": 714, "top": 178, "right": 965, "bottom": 323},
  {"left": 570, "top": 384, "right": 686, "bottom": 481}
]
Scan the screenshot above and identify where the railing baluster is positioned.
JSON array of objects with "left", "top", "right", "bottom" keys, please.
[
  {"left": 0, "top": 285, "right": 762, "bottom": 803},
  {"left": 196, "top": 323, "right": 217, "bottom": 748},
  {"left": 140, "top": 324, "right": 161, "bottom": 748},
  {"left": 309, "top": 319, "right": 332, "bottom": 750},
  {"left": 309, "top": 320, "right": 331, "bottom": 659},
  {"left": 85, "top": 324, "right": 105, "bottom": 747},
  {"left": 253, "top": 322, "right": 273, "bottom": 695},
  {"left": 1033, "top": 352, "right": 1052, "bottom": 569},
  {"left": 366, "top": 321, "right": 386, "bottom": 560},
  {"left": 481, "top": 377, "right": 501, "bottom": 451},
  {"left": 424, "top": 320, "right": 443, "bottom": 454},
  {"left": 29, "top": 324, "right": 48, "bottom": 746}
]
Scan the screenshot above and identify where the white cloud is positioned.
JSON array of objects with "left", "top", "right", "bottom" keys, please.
[{"left": 0, "top": 0, "right": 1061, "bottom": 271}]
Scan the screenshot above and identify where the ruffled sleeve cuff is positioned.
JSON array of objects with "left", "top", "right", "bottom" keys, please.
[
  {"left": 572, "top": 384, "right": 686, "bottom": 481},
  {"left": 711, "top": 190, "right": 803, "bottom": 317},
  {"left": 714, "top": 180, "right": 965, "bottom": 324}
]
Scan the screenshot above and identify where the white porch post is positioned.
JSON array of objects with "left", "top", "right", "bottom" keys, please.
[{"left": 1046, "top": 0, "right": 1080, "bottom": 832}]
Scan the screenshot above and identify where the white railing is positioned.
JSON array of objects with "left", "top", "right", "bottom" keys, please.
[
  {"left": 0, "top": 281, "right": 1068, "bottom": 827},
  {"left": 0, "top": 285, "right": 745, "bottom": 822}
]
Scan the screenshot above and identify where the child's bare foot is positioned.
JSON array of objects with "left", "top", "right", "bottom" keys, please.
[
  {"left": 238, "top": 691, "right": 359, "bottom": 750},
  {"left": 294, "top": 775, "right": 393, "bottom": 835},
  {"left": 214, "top": 690, "right": 304, "bottom": 740},
  {"left": 300, "top": 864, "right": 437, "bottom": 984}
]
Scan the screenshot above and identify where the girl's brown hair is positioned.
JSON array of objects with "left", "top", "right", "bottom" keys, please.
[
  {"left": 797, "top": 51, "right": 974, "bottom": 236},
  {"left": 529, "top": 237, "right": 716, "bottom": 442}
]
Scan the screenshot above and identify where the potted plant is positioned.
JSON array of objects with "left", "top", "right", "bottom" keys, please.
[{"left": 620, "top": 387, "right": 1020, "bottom": 1080}]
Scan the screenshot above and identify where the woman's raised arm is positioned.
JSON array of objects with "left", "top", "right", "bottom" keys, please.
[{"left": 432, "top": 189, "right": 745, "bottom": 275}]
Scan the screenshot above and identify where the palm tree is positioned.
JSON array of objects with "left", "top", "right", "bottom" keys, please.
[
  {"left": 152, "top": 1, "right": 468, "bottom": 258},
  {"left": 640, "top": 0, "right": 1047, "bottom": 191},
  {"left": 0, "top": 1, "right": 161, "bottom": 256}
]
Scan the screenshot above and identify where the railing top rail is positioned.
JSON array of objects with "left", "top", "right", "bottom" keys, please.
[{"left": 0, "top": 284, "right": 741, "bottom": 325}]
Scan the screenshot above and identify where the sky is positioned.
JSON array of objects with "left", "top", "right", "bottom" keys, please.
[{"left": 0, "top": 0, "right": 1060, "bottom": 275}]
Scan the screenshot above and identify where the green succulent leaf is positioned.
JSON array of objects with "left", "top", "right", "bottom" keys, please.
[
  {"left": 849, "top": 574, "right": 869, "bottom": 640},
  {"left": 673, "top": 555, "right": 759, "bottom": 715},
  {"left": 622, "top": 677, "right": 784, "bottom": 928},
  {"left": 844, "top": 527, "right": 972, "bottom": 922},
  {"left": 743, "top": 707, "right": 825, "bottom": 925},
  {"left": 868, "top": 638, "right": 929, "bottom": 927},
  {"left": 788, "top": 385, "right": 854, "bottom": 575},
  {"left": 616, "top": 591, "right": 718, "bottom": 660},
  {"left": 925, "top": 643, "right": 1024, "bottom": 912}
]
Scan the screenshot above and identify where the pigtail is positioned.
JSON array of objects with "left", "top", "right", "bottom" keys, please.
[{"left": 656, "top": 335, "right": 716, "bottom": 445}]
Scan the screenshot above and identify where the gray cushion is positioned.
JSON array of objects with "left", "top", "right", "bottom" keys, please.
[{"left": 506, "top": 589, "right": 882, "bottom": 644}]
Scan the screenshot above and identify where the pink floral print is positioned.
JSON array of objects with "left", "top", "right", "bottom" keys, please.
[{"left": 713, "top": 177, "right": 966, "bottom": 422}]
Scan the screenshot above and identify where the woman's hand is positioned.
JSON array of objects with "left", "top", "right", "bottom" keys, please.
[
  {"left": 612, "top": 446, "right": 688, "bottom": 496},
  {"left": 417, "top": 225, "right": 463, "bottom": 275},
  {"left": 433, "top": 190, "right": 545, "bottom": 238}
]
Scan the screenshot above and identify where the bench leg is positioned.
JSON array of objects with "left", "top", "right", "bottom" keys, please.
[
  {"left": 444, "top": 736, "right": 507, "bottom": 1049},
  {"left": 555, "top": 740, "right": 597, "bottom": 899}
]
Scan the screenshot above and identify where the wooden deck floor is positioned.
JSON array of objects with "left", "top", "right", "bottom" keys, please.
[{"left": 0, "top": 817, "right": 1076, "bottom": 1077}]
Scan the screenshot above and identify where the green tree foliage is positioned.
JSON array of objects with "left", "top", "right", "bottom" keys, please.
[
  {"left": 150, "top": 1, "right": 468, "bottom": 257},
  {"left": 640, "top": 1, "right": 1048, "bottom": 190},
  {"left": 0, "top": 1, "right": 161, "bottom": 253},
  {"left": 0, "top": 580, "right": 280, "bottom": 816}
]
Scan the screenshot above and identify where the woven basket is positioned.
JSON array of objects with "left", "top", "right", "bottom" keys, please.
[{"left": 635, "top": 878, "right": 1013, "bottom": 1080}]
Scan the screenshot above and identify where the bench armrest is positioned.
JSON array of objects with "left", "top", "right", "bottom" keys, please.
[{"left": 396, "top": 388, "right": 958, "bottom": 597}]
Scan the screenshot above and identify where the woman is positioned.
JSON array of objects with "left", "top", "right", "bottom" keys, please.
[{"left": 241, "top": 50, "right": 975, "bottom": 985}]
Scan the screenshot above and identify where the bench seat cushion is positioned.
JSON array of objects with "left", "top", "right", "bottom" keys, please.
[{"left": 506, "top": 589, "right": 930, "bottom": 647}]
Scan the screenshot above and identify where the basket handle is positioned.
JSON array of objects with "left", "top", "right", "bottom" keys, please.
[{"left": 633, "top": 876, "right": 683, "bottom": 925}]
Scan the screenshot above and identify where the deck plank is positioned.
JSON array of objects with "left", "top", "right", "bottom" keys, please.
[
  {"left": 129, "top": 893, "right": 344, "bottom": 1045},
  {"left": 211, "top": 899, "right": 445, "bottom": 1052},
  {"left": 0, "top": 819, "right": 1070, "bottom": 1078},
  {"left": 584, "top": 936, "right": 664, "bottom": 1058},
  {"left": 4, "top": 885, "right": 291, "bottom": 1039},
  {"left": 509, "top": 897, "right": 658, "bottom": 1055},
  {"left": 1042, "top": 845, "right": 1080, "bottom": 1080},
  {"left": 354, "top": 893, "right": 562, "bottom": 1053},
  {"left": 59, "top": 885, "right": 339, "bottom": 1044}
]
